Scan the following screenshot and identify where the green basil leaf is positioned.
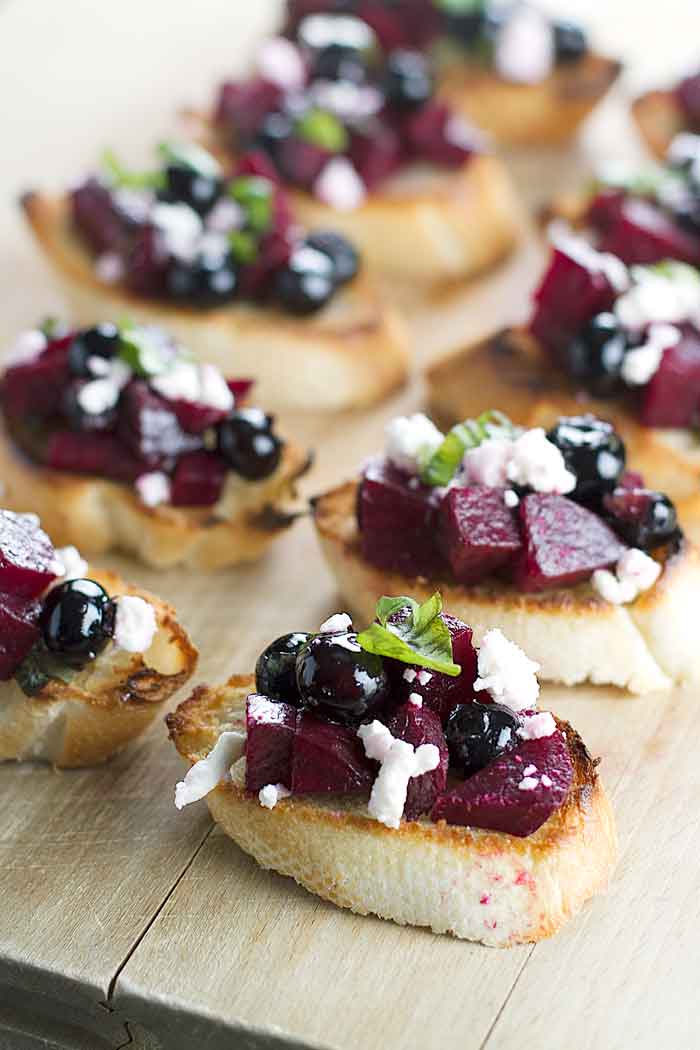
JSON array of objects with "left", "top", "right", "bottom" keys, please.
[
  {"left": 295, "top": 108, "right": 348, "bottom": 153},
  {"left": 228, "top": 176, "right": 273, "bottom": 234},
  {"left": 118, "top": 326, "right": 172, "bottom": 377},
  {"left": 421, "top": 409, "right": 516, "bottom": 487},
  {"left": 434, "top": 0, "right": 485, "bottom": 13},
  {"left": 357, "top": 592, "right": 460, "bottom": 676},
  {"left": 15, "top": 643, "right": 77, "bottom": 698},
  {"left": 375, "top": 595, "right": 418, "bottom": 626},
  {"left": 101, "top": 149, "right": 165, "bottom": 191},
  {"left": 229, "top": 230, "right": 259, "bottom": 265},
  {"left": 157, "top": 141, "right": 221, "bottom": 178}
]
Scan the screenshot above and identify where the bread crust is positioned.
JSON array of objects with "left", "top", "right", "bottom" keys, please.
[
  {"left": 313, "top": 478, "right": 700, "bottom": 694},
  {"left": 632, "top": 88, "right": 686, "bottom": 160},
  {"left": 20, "top": 192, "right": 410, "bottom": 412},
  {"left": 0, "top": 419, "right": 311, "bottom": 570},
  {"left": 437, "top": 52, "right": 621, "bottom": 146},
  {"left": 0, "top": 567, "right": 197, "bottom": 767},
  {"left": 167, "top": 676, "right": 616, "bottom": 947}
]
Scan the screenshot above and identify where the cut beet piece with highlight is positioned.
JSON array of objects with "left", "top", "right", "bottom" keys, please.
[
  {"left": 585, "top": 189, "right": 627, "bottom": 234},
  {"left": 514, "top": 493, "right": 627, "bottom": 592},
  {"left": 349, "top": 120, "right": 403, "bottom": 189},
  {"left": 117, "top": 381, "right": 202, "bottom": 467},
  {"left": 389, "top": 613, "right": 479, "bottom": 725},
  {"left": 0, "top": 510, "right": 59, "bottom": 600},
  {"left": 0, "top": 595, "right": 42, "bottom": 681},
  {"left": 70, "top": 178, "right": 130, "bottom": 255},
  {"left": 46, "top": 431, "right": 148, "bottom": 483},
  {"left": 215, "top": 79, "right": 284, "bottom": 140},
  {"left": 597, "top": 198, "right": 700, "bottom": 267},
  {"left": 1, "top": 347, "right": 72, "bottom": 420},
  {"left": 403, "top": 101, "right": 473, "bottom": 167},
  {"left": 530, "top": 247, "right": 618, "bottom": 358},
  {"left": 437, "top": 485, "right": 522, "bottom": 585},
  {"left": 640, "top": 329, "right": 700, "bottom": 428},
  {"left": 291, "top": 712, "right": 376, "bottom": 795},
  {"left": 431, "top": 728, "right": 574, "bottom": 837},
  {"left": 386, "top": 703, "right": 448, "bottom": 820},
  {"left": 170, "top": 451, "right": 227, "bottom": 507},
  {"left": 245, "top": 693, "right": 298, "bottom": 793},
  {"left": 677, "top": 72, "right": 700, "bottom": 128},
  {"left": 170, "top": 399, "right": 230, "bottom": 435}
]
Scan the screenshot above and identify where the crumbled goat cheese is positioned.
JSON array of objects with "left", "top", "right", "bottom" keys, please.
[
  {"left": 113, "top": 188, "right": 154, "bottom": 224},
  {"left": 205, "top": 198, "right": 245, "bottom": 234},
  {"left": 522, "top": 764, "right": 537, "bottom": 777},
  {"left": 6, "top": 328, "right": 47, "bottom": 366},
  {"left": 444, "top": 113, "right": 483, "bottom": 151},
  {"left": 667, "top": 132, "right": 700, "bottom": 182},
  {"left": 473, "top": 629, "right": 541, "bottom": 712},
  {"left": 517, "top": 776, "right": 539, "bottom": 791},
  {"left": 408, "top": 692, "right": 423, "bottom": 708},
  {"left": 174, "top": 730, "right": 246, "bottom": 809},
  {"left": 592, "top": 548, "right": 661, "bottom": 605},
  {"left": 257, "top": 36, "right": 306, "bottom": 91},
  {"left": 403, "top": 668, "right": 417, "bottom": 683},
  {"left": 310, "top": 79, "right": 383, "bottom": 121},
  {"left": 417, "top": 670, "right": 432, "bottom": 686},
  {"left": 358, "top": 721, "right": 440, "bottom": 829},
  {"left": 259, "top": 783, "right": 293, "bottom": 809},
  {"left": 615, "top": 265, "right": 700, "bottom": 331},
  {"left": 151, "top": 201, "right": 203, "bottom": 260},
  {"left": 151, "top": 361, "right": 234, "bottom": 411},
  {"left": 95, "top": 252, "right": 125, "bottom": 284},
  {"left": 319, "top": 612, "right": 352, "bottom": 634},
  {"left": 464, "top": 438, "right": 514, "bottom": 487},
  {"left": 506, "top": 428, "right": 576, "bottom": 494},
  {"left": 518, "top": 711, "right": 556, "bottom": 740},
  {"left": 494, "top": 5, "right": 554, "bottom": 84},
  {"left": 77, "top": 358, "right": 131, "bottom": 415},
  {"left": 497, "top": 727, "right": 513, "bottom": 749},
  {"left": 53, "top": 546, "right": 88, "bottom": 582},
  {"left": 385, "top": 413, "right": 445, "bottom": 475},
  {"left": 113, "top": 595, "right": 157, "bottom": 652},
  {"left": 621, "top": 323, "right": 681, "bottom": 385},
  {"left": 314, "top": 157, "right": 366, "bottom": 211},
  {"left": 541, "top": 774, "right": 553, "bottom": 788},
  {"left": 549, "top": 222, "right": 630, "bottom": 293},
  {"left": 504, "top": 489, "right": 520, "bottom": 508},
  {"left": 135, "top": 471, "right": 172, "bottom": 508}
]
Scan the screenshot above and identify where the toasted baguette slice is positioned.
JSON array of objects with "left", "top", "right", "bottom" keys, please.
[
  {"left": 313, "top": 479, "right": 700, "bottom": 695},
  {"left": 0, "top": 420, "right": 310, "bottom": 571},
  {"left": 427, "top": 327, "right": 700, "bottom": 547},
  {"left": 20, "top": 192, "right": 410, "bottom": 413},
  {"left": 1, "top": 567, "right": 197, "bottom": 767},
  {"left": 437, "top": 52, "right": 621, "bottom": 146},
  {"left": 167, "top": 675, "right": 616, "bottom": 947},
  {"left": 632, "top": 88, "right": 686, "bottom": 160}
]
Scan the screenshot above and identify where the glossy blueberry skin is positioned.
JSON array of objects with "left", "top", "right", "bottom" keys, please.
[
  {"left": 40, "top": 578, "right": 115, "bottom": 669},
  {"left": 603, "top": 488, "right": 679, "bottom": 550},
  {"left": 67, "top": 323, "right": 121, "bottom": 378},
  {"left": 255, "top": 632, "right": 311, "bottom": 704},
  {"left": 553, "top": 20, "right": 588, "bottom": 63},
  {"left": 382, "top": 49, "right": 433, "bottom": 110},
  {"left": 274, "top": 244, "right": 336, "bottom": 315},
  {"left": 304, "top": 231, "right": 359, "bottom": 285},
  {"left": 166, "top": 253, "right": 238, "bottom": 307},
  {"left": 564, "top": 312, "right": 628, "bottom": 397},
  {"left": 445, "top": 701, "right": 519, "bottom": 777},
  {"left": 217, "top": 408, "right": 282, "bottom": 480},
  {"left": 160, "top": 164, "right": 223, "bottom": 216},
  {"left": 313, "top": 42, "right": 368, "bottom": 84},
  {"left": 296, "top": 631, "right": 391, "bottom": 724},
  {"left": 547, "top": 414, "right": 626, "bottom": 504}
]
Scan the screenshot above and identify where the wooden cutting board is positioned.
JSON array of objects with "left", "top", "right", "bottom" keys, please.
[{"left": 1, "top": 1, "right": 699, "bottom": 1047}]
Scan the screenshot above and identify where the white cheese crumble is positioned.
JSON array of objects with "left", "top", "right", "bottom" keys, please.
[
  {"left": 76, "top": 358, "right": 131, "bottom": 415},
  {"left": 592, "top": 548, "right": 661, "bottom": 605},
  {"left": 615, "top": 264, "right": 700, "bottom": 332},
  {"left": 257, "top": 36, "right": 306, "bottom": 91},
  {"left": 95, "top": 252, "right": 125, "bottom": 284},
  {"left": 151, "top": 201, "right": 203, "bottom": 261},
  {"left": 522, "top": 764, "right": 537, "bottom": 777},
  {"left": 258, "top": 783, "right": 292, "bottom": 809},
  {"left": 358, "top": 721, "right": 440, "bottom": 829},
  {"left": 473, "top": 629, "right": 541, "bottom": 712},
  {"left": 518, "top": 711, "right": 556, "bottom": 740},
  {"left": 548, "top": 222, "right": 630, "bottom": 293},
  {"left": 517, "top": 776, "right": 539, "bottom": 792},
  {"left": 408, "top": 692, "right": 423, "bottom": 708},
  {"left": 620, "top": 323, "right": 681, "bottom": 386},
  {"left": 385, "top": 413, "right": 444, "bottom": 475},
  {"left": 174, "top": 730, "right": 246, "bottom": 809},
  {"left": 541, "top": 774, "right": 553, "bottom": 788},
  {"left": 403, "top": 668, "right": 417, "bottom": 683},
  {"left": 151, "top": 361, "right": 234, "bottom": 411},
  {"left": 112, "top": 595, "right": 157, "bottom": 653},
  {"left": 464, "top": 438, "right": 514, "bottom": 488},
  {"left": 494, "top": 4, "right": 554, "bottom": 85},
  {"left": 205, "top": 198, "right": 245, "bottom": 234},
  {"left": 504, "top": 489, "right": 520, "bottom": 508},
  {"left": 465, "top": 429, "right": 575, "bottom": 495},
  {"left": 53, "top": 545, "right": 88, "bottom": 582},
  {"left": 667, "top": 132, "right": 700, "bottom": 182},
  {"left": 319, "top": 612, "right": 352, "bottom": 634},
  {"left": 310, "top": 80, "right": 383, "bottom": 121},
  {"left": 417, "top": 670, "right": 432, "bottom": 686},
  {"left": 135, "top": 471, "right": 172, "bottom": 508},
  {"left": 6, "top": 328, "right": 47, "bottom": 366},
  {"left": 314, "top": 157, "right": 366, "bottom": 211}
]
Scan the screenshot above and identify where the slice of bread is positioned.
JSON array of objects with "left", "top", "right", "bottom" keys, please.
[
  {"left": 1, "top": 567, "right": 197, "bottom": 767},
  {"left": 21, "top": 192, "right": 410, "bottom": 413},
  {"left": 426, "top": 327, "right": 700, "bottom": 546},
  {"left": 0, "top": 421, "right": 310, "bottom": 570},
  {"left": 437, "top": 52, "right": 621, "bottom": 146},
  {"left": 313, "top": 479, "right": 700, "bottom": 694},
  {"left": 632, "top": 88, "right": 685, "bottom": 160},
  {"left": 167, "top": 676, "right": 616, "bottom": 947}
]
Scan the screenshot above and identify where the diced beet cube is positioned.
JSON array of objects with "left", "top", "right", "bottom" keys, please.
[
  {"left": 1, "top": 347, "right": 71, "bottom": 420},
  {"left": 386, "top": 703, "right": 448, "bottom": 820},
  {"left": 0, "top": 595, "right": 42, "bottom": 681},
  {"left": 358, "top": 457, "right": 445, "bottom": 578},
  {"left": 126, "top": 224, "right": 170, "bottom": 297},
  {"left": 640, "top": 328, "right": 700, "bottom": 427},
  {"left": 618, "top": 469, "right": 645, "bottom": 490},
  {"left": 530, "top": 247, "right": 618, "bottom": 357},
  {"left": 513, "top": 493, "right": 627, "bottom": 592},
  {"left": 170, "top": 451, "right": 227, "bottom": 507},
  {"left": 277, "top": 138, "right": 331, "bottom": 188},
  {"left": 585, "top": 189, "right": 628, "bottom": 233},
  {"left": 236, "top": 229, "right": 294, "bottom": 300},
  {"left": 676, "top": 72, "right": 700, "bottom": 129},
  {"left": 389, "top": 613, "right": 478, "bottom": 724},
  {"left": 214, "top": 78, "right": 283, "bottom": 139},
  {"left": 291, "top": 712, "right": 376, "bottom": 794},
  {"left": 437, "top": 485, "right": 522, "bottom": 584},
  {"left": 46, "top": 430, "right": 148, "bottom": 482},
  {"left": 70, "top": 177, "right": 130, "bottom": 255},
  {"left": 245, "top": 693, "right": 298, "bottom": 793},
  {"left": 432, "top": 728, "right": 573, "bottom": 837},
  {"left": 235, "top": 150, "right": 283, "bottom": 184},
  {"left": 169, "top": 399, "right": 229, "bottom": 434},
  {"left": 597, "top": 198, "right": 700, "bottom": 267},
  {"left": 403, "top": 101, "right": 473, "bottom": 167},
  {"left": 0, "top": 510, "right": 58, "bottom": 600},
  {"left": 349, "top": 120, "right": 403, "bottom": 190},
  {"left": 117, "top": 381, "right": 202, "bottom": 467}
]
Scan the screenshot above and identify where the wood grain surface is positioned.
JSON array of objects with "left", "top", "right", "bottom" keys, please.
[{"left": 1, "top": 1, "right": 699, "bottom": 1048}]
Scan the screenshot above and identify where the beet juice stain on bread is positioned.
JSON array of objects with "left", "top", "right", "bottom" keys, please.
[
  {"left": 0, "top": 319, "right": 310, "bottom": 569},
  {"left": 312, "top": 410, "right": 700, "bottom": 694},
  {"left": 169, "top": 594, "right": 616, "bottom": 947},
  {"left": 282, "top": 1, "right": 620, "bottom": 147},
  {"left": 21, "top": 142, "right": 409, "bottom": 412},
  {"left": 0, "top": 511, "right": 196, "bottom": 767}
]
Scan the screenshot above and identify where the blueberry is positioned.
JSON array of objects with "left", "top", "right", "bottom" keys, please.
[
  {"left": 217, "top": 408, "right": 282, "bottom": 480},
  {"left": 166, "top": 252, "right": 238, "bottom": 307},
  {"left": 313, "top": 42, "right": 368, "bottom": 84},
  {"left": 382, "top": 49, "right": 433, "bottom": 110},
  {"left": 67, "top": 323, "right": 121, "bottom": 378},
  {"left": 296, "top": 631, "right": 390, "bottom": 724},
  {"left": 304, "top": 231, "right": 359, "bottom": 285},
  {"left": 274, "top": 244, "right": 336, "bottom": 314},
  {"left": 553, "top": 20, "right": 588, "bottom": 64},
  {"left": 256, "top": 632, "right": 311, "bottom": 704},
  {"left": 443, "top": 12, "right": 486, "bottom": 47},
  {"left": 445, "top": 701, "right": 519, "bottom": 777},
  {"left": 564, "top": 312, "right": 628, "bottom": 397},
  {"left": 40, "top": 579, "right": 115, "bottom": 669},
  {"left": 547, "top": 414, "right": 626, "bottom": 503},
  {"left": 603, "top": 487, "right": 680, "bottom": 550},
  {"left": 160, "top": 164, "right": 223, "bottom": 216},
  {"left": 254, "top": 111, "right": 295, "bottom": 160}
]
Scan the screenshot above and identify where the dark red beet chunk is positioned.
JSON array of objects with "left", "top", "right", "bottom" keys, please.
[
  {"left": 640, "top": 328, "right": 700, "bottom": 427},
  {"left": 403, "top": 102, "right": 473, "bottom": 167},
  {"left": 349, "top": 120, "right": 403, "bottom": 189},
  {"left": 227, "top": 379, "right": 254, "bottom": 401},
  {"left": 597, "top": 198, "right": 700, "bottom": 267},
  {"left": 277, "top": 138, "right": 330, "bottom": 188},
  {"left": 70, "top": 178, "right": 129, "bottom": 255},
  {"left": 170, "top": 399, "right": 230, "bottom": 434},
  {"left": 437, "top": 485, "right": 521, "bottom": 584},
  {"left": 215, "top": 79, "right": 283, "bottom": 139},
  {"left": 513, "top": 493, "right": 627, "bottom": 592},
  {"left": 117, "top": 381, "right": 201, "bottom": 466},
  {"left": 530, "top": 247, "right": 618, "bottom": 358},
  {"left": 676, "top": 72, "right": 700, "bottom": 130},
  {"left": 126, "top": 225, "right": 170, "bottom": 297},
  {"left": 0, "top": 595, "right": 42, "bottom": 681},
  {"left": 46, "top": 431, "right": 148, "bottom": 482},
  {"left": 386, "top": 703, "right": 448, "bottom": 820},
  {"left": 291, "top": 712, "right": 376, "bottom": 794},
  {"left": 1, "top": 344, "right": 72, "bottom": 420},
  {"left": 0, "top": 510, "right": 58, "bottom": 600},
  {"left": 358, "top": 457, "right": 445, "bottom": 577},
  {"left": 170, "top": 451, "right": 227, "bottom": 507},
  {"left": 235, "top": 150, "right": 282, "bottom": 184},
  {"left": 245, "top": 694, "right": 298, "bottom": 792},
  {"left": 390, "top": 613, "right": 478, "bottom": 724},
  {"left": 618, "top": 469, "right": 645, "bottom": 490},
  {"left": 431, "top": 728, "right": 574, "bottom": 837},
  {"left": 585, "top": 189, "right": 628, "bottom": 233}
]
